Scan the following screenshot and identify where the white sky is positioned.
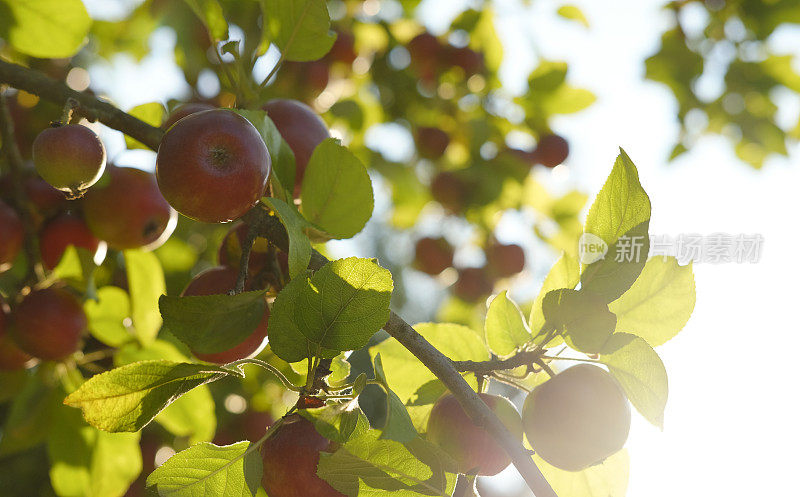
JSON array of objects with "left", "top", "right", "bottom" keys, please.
[{"left": 81, "top": 0, "right": 800, "bottom": 496}]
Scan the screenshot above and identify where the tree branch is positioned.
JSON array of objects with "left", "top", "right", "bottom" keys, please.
[
  {"left": 0, "top": 60, "right": 558, "bottom": 497},
  {"left": 453, "top": 349, "right": 545, "bottom": 374},
  {"left": 0, "top": 58, "right": 164, "bottom": 150}
]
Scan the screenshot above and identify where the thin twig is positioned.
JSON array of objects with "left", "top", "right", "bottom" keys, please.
[{"left": 453, "top": 349, "right": 546, "bottom": 374}]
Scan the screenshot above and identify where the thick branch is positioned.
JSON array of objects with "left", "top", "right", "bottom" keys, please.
[
  {"left": 0, "top": 58, "right": 164, "bottom": 150},
  {"left": 0, "top": 61, "right": 557, "bottom": 497}
]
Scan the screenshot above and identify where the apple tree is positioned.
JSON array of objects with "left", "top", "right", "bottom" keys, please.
[{"left": 8, "top": 0, "right": 786, "bottom": 496}]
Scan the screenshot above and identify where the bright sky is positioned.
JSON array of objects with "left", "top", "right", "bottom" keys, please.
[{"left": 81, "top": 0, "right": 800, "bottom": 496}]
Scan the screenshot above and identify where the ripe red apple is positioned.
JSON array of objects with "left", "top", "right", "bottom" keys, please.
[
  {"left": 0, "top": 200, "right": 24, "bottom": 271},
  {"left": 181, "top": 266, "right": 269, "bottom": 364},
  {"left": 453, "top": 267, "right": 494, "bottom": 302},
  {"left": 430, "top": 171, "right": 470, "bottom": 214},
  {"left": 23, "top": 174, "right": 69, "bottom": 213},
  {"left": 415, "top": 126, "right": 450, "bottom": 160},
  {"left": 445, "top": 45, "right": 484, "bottom": 76},
  {"left": 327, "top": 30, "right": 357, "bottom": 65},
  {"left": 11, "top": 287, "right": 87, "bottom": 361},
  {"left": 157, "top": 109, "right": 271, "bottom": 223},
  {"left": 532, "top": 134, "right": 569, "bottom": 168},
  {"left": 0, "top": 300, "right": 32, "bottom": 370},
  {"left": 217, "top": 223, "right": 289, "bottom": 284},
  {"left": 414, "top": 237, "right": 454, "bottom": 275},
  {"left": 407, "top": 32, "right": 441, "bottom": 85},
  {"left": 522, "top": 364, "right": 631, "bottom": 472},
  {"left": 261, "top": 414, "right": 344, "bottom": 497},
  {"left": 486, "top": 242, "right": 525, "bottom": 278},
  {"left": 263, "top": 99, "right": 330, "bottom": 197},
  {"left": 427, "top": 393, "right": 523, "bottom": 476},
  {"left": 162, "top": 102, "right": 215, "bottom": 130},
  {"left": 39, "top": 213, "right": 104, "bottom": 269},
  {"left": 83, "top": 165, "right": 176, "bottom": 250},
  {"left": 32, "top": 123, "right": 106, "bottom": 197}
]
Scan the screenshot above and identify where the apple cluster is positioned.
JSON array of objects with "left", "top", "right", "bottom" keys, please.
[
  {"left": 423, "top": 364, "right": 631, "bottom": 477},
  {"left": 413, "top": 235, "right": 526, "bottom": 302},
  {"left": 0, "top": 96, "right": 329, "bottom": 370}
]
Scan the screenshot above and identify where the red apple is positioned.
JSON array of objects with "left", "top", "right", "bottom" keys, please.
[
  {"left": 32, "top": 123, "right": 106, "bottom": 197},
  {"left": 83, "top": 165, "right": 176, "bottom": 250},
  {"left": 532, "top": 134, "right": 569, "bottom": 168},
  {"left": 263, "top": 99, "right": 330, "bottom": 197},
  {"left": 0, "top": 200, "right": 24, "bottom": 271},
  {"left": 407, "top": 32, "right": 441, "bottom": 84},
  {"left": 453, "top": 267, "right": 494, "bottom": 302},
  {"left": 0, "top": 300, "right": 32, "bottom": 370},
  {"left": 415, "top": 126, "right": 450, "bottom": 160},
  {"left": 162, "top": 103, "right": 215, "bottom": 130},
  {"left": 327, "top": 30, "right": 357, "bottom": 65},
  {"left": 39, "top": 213, "right": 104, "bottom": 269},
  {"left": 522, "top": 364, "right": 631, "bottom": 471},
  {"left": 261, "top": 414, "right": 345, "bottom": 497},
  {"left": 23, "top": 174, "right": 69, "bottom": 213},
  {"left": 11, "top": 287, "right": 86, "bottom": 361},
  {"left": 486, "top": 242, "right": 525, "bottom": 278},
  {"left": 445, "top": 45, "right": 484, "bottom": 76},
  {"left": 430, "top": 171, "right": 470, "bottom": 214},
  {"left": 414, "top": 237, "right": 454, "bottom": 275},
  {"left": 427, "top": 393, "right": 523, "bottom": 476},
  {"left": 157, "top": 109, "right": 271, "bottom": 223},
  {"left": 181, "top": 266, "right": 269, "bottom": 364}
]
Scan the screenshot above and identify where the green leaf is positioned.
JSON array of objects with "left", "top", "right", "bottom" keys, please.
[
  {"left": 294, "top": 257, "right": 392, "bottom": 352},
  {"left": 183, "top": 0, "right": 228, "bottom": 40},
  {"left": 0, "top": 372, "right": 62, "bottom": 456},
  {"left": 125, "top": 250, "right": 166, "bottom": 346},
  {"left": 601, "top": 333, "right": 668, "bottom": 428},
  {"left": 146, "top": 441, "right": 263, "bottom": 497},
  {"left": 0, "top": 0, "right": 91, "bottom": 58},
  {"left": 47, "top": 405, "right": 141, "bottom": 497},
  {"left": 299, "top": 401, "right": 369, "bottom": 444},
  {"left": 317, "top": 431, "right": 456, "bottom": 497},
  {"left": 485, "top": 291, "right": 532, "bottom": 357},
  {"left": 262, "top": 198, "right": 311, "bottom": 278},
  {"left": 529, "top": 253, "right": 580, "bottom": 339},
  {"left": 262, "top": 0, "right": 336, "bottom": 62},
  {"left": 584, "top": 149, "right": 651, "bottom": 248},
  {"left": 557, "top": 5, "right": 589, "bottom": 27},
  {"left": 267, "top": 271, "right": 320, "bottom": 362},
  {"left": 53, "top": 246, "right": 98, "bottom": 297},
  {"left": 580, "top": 221, "right": 650, "bottom": 303},
  {"left": 63, "top": 360, "right": 235, "bottom": 432},
  {"left": 159, "top": 290, "right": 267, "bottom": 355},
  {"left": 371, "top": 323, "right": 489, "bottom": 404},
  {"left": 84, "top": 286, "right": 134, "bottom": 347},
  {"left": 533, "top": 449, "right": 629, "bottom": 497},
  {"left": 125, "top": 102, "right": 165, "bottom": 149},
  {"left": 236, "top": 110, "right": 297, "bottom": 200},
  {"left": 300, "top": 139, "right": 374, "bottom": 240},
  {"left": 609, "top": 257, "right": 695, "bottom": 347},
  {"left": 542, "top": 289, "right": 616, "bottom": 354},
  {"left": 373, "top": 354, "right": 418, "bottom": 443},
  {"left": 116, "top": 340, "right": 216, "bottom": 444}
]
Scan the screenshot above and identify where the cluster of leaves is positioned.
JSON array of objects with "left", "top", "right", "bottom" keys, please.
[{"left": 646, "top": 0, "right": 800, "bottom": 168}]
